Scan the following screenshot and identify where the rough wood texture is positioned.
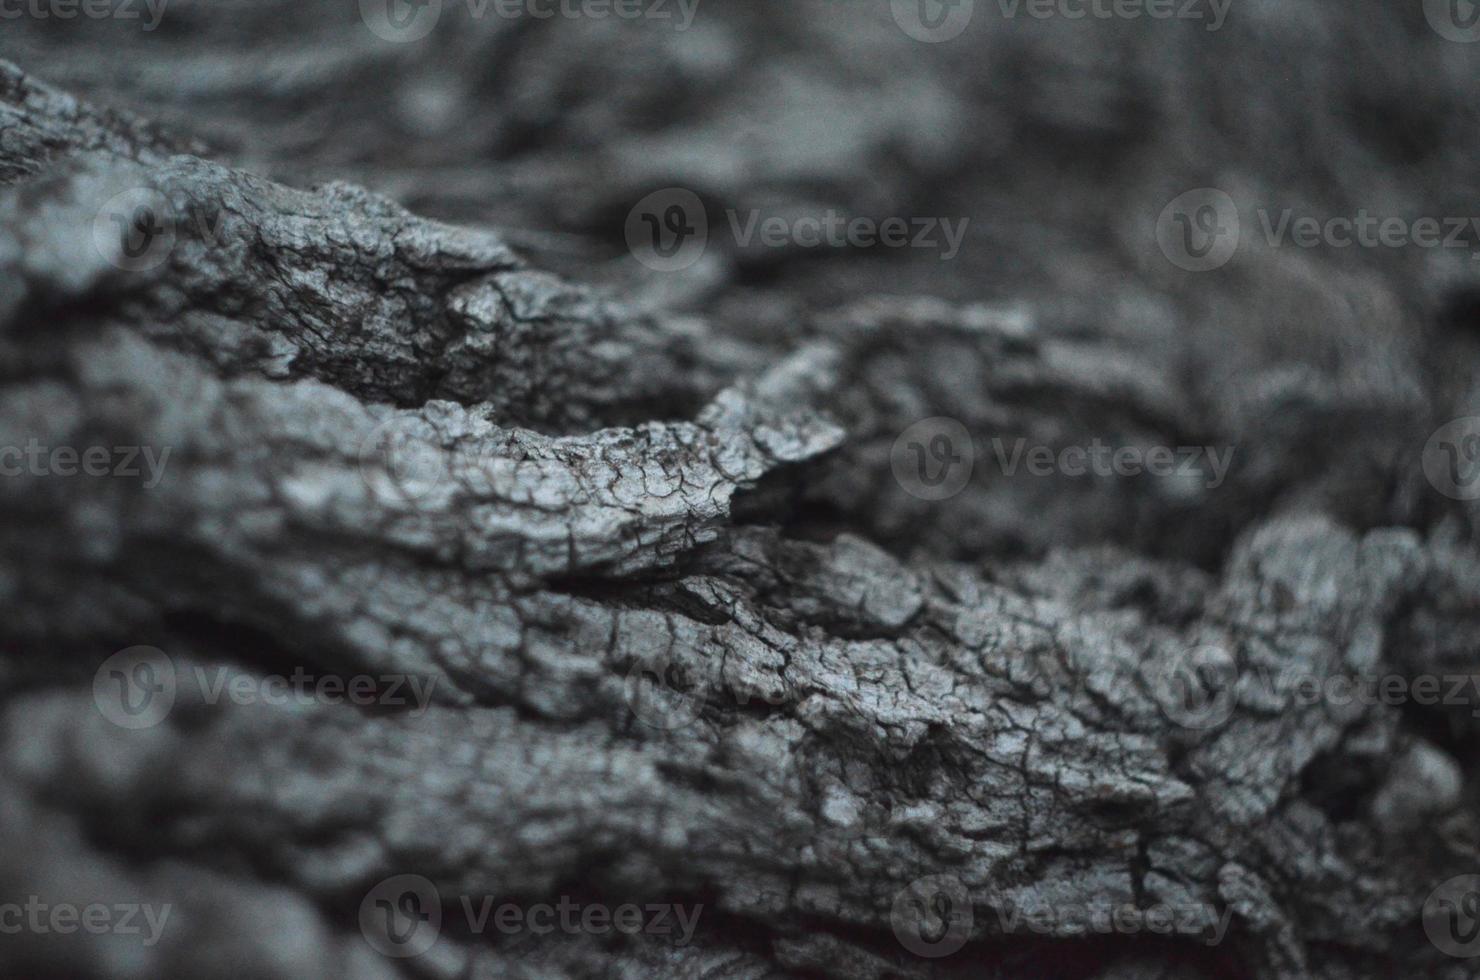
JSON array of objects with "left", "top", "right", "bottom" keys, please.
[{"left": 4, "top": 3, "right": 1480, "bottom": 978}]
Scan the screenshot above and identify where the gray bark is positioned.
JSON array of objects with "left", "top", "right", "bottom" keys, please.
[{"left": 3, "top": 4, "right": 1480, "bottom": 978}]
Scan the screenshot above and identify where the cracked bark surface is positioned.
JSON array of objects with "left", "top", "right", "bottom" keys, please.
[{"left": 5, "top": 4, "right": 1480, "bottom": 978}]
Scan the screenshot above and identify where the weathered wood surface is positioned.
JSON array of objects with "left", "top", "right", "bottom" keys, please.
[{"left": 3, "top": 3, "right": 1480, "bottom": 977}]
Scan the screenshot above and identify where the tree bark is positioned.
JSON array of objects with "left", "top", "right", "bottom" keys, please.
[{"left": 3, "top": 5, "right": 1480, "bottom": 978}]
